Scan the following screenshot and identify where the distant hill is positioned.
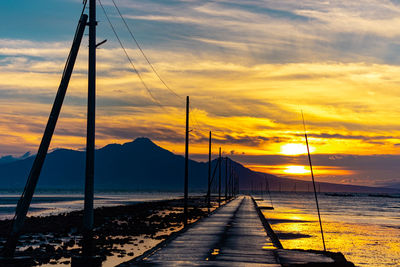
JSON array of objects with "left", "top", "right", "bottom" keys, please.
[
  {"left": 0, "top": 152, "right": 31, "bottom": 165},
  {"left": 0, "top": 138, "right": 397, "bottom": 193}
]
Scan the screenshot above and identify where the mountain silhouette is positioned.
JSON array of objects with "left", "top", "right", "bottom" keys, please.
[{"left": 0, "top": 137, "right": 397, "bottom": 193}]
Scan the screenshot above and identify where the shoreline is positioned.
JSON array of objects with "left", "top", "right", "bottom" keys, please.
[{"left": 0, "top": 196, "right": 221, "bottom": 266}]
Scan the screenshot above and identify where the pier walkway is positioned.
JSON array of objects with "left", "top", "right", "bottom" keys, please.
[
  {"left": 123, "top": 196, "right": 280, "bottom": 266},
  {"left": 121, "top": 195, "right": 353, "bottom": 266}
]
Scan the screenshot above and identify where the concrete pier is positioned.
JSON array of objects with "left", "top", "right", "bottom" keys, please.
[{"left": 120, "top": 196, "right": 354, "bottom": 266}]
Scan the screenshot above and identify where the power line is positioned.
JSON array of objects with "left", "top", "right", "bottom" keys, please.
[
  {"left": 100, "top": 0, "right": 212, "bottom": 136},
  {"left": 111, "top": 0, "right": 182, "bottom": 100},
  {"left": 98, "top": 0, "right": 165, "bottom": 109},
  {"left": 110, "top": 0, "right": 211, "bottom": 134}
]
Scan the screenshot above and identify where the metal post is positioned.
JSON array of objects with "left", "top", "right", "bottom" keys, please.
[
  {"left": 2, "top": 13, "right": 88, "bottom": 258},
  {"left": 218, "top": 147, "right": 221, "bottom": 207},
  {"left": 207, "top": 131, "right": 211, "bottom": 211},
  {"left": 184, "top": 96, "right": 189, "bottom": 226}
]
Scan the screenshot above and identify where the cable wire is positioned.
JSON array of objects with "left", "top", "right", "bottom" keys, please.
[
  {"left": 111, "top": 0, "right": 182, "bottom": 100},
  {"left": 111, "top": 0, "right": 212, "bottom": 134},
  {"left": 98, "top": 0, "right": 165, "bottom": 109},
  {"left": 102, "top": 0, "right": 215, "bottom": 138}
]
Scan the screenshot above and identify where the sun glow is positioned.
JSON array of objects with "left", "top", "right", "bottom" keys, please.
[
  {"left": 280, "top": 143, "right": 314, "bottom": 155},
  {"left": 283, "top": 165, "right": 310, "bottom": 174}
]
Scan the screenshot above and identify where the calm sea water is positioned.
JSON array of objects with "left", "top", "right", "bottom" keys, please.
[
  {"left": 0, "top": 191, "right": 184, "bottom": 219},
  {"left": 259, "top": 192, "right": 400, "bottom": 267},
  {"left": 1, "top": 191, "right": 398, "bottom": 266}
]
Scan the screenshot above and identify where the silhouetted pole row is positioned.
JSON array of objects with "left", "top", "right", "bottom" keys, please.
[
  {"left": 184, "top": 96, "right": 189, "bottom": 227},
  {"left": 218, "top": 147, "right": 221, "bottom": 207},
  {"left": 265, "top": 175, "right": 274, "bottom": 208},
  {"left": 1, "top": 11, "right": 88, "bottom": 258},
  {"left": 210, "top": 156, "right": 219, "bottom": 192},
  {"left": 302, "top": 111, "right": 326, "bottom": 251},
  {"left": 207, "top": 131, "right": 212, "bottom": 211}
]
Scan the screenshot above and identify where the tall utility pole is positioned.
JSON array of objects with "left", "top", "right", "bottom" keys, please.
[
  {"left": 225, "top": 157, "right": 228, "bottom": 201},
  {"left": 184, "top": 96, "right": 189, "bottom": 226},
  {"left": 234, "top": 173, "right": 236, "bottom": 196},
  {"left": 229, "top": 163, "right": 233, "bottom": 198},
  {"left": 82, "top": 0, "right": 97, "bottom": 258},
  {"left": 228, "top": 162, "right": 231, "bottom": 199},
  {"left": 236, "top": 174, "right": 239, "bottom": 196},
  {"left": 235, "top": 173, "right": 238, "bottom": 196},
  {"left": 218, "top": 147, "right": 221, "bottom": 207},
  {"left": 207, "top": 131, "right": 211, "bottom": 211}
]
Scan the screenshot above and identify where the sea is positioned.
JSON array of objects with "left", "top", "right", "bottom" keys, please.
[
  {"left": 259, "top": 192, "right": 400, "bottom": 267},
  {"left": 0, "top": 191, "right": 398, "bottom": 266},
  {"left": 0, "top": 191, "right": 184, "bottom": 219}
]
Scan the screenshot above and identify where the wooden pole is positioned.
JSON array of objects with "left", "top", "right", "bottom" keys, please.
[
  {"left": 207, "top": 131, "right": 211, "bottom": 210},
  {"left": 225, "top": 157, "right": 228, "bottom": 201},
  {"left": 218, "top": 147, "right": 221, "bottom": 207},
  {"left": 184, "top": 96, "right": 189, "bottom": 226},
  {"left": 229, "top": 161, "right": 233, "bottom": 198},
  {"left": 82, "top": 0, "right": 97, "bottom": 258},
  {"left": 302, "top": 111, "right": 326, "bottom": 251},
  {"left": 237, "top": 174, "right": 239, "bottom": 196}
]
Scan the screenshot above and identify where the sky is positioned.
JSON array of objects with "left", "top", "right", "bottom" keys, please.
[{"left": 1, "top": 0, "right": 400, "bottom": 188}]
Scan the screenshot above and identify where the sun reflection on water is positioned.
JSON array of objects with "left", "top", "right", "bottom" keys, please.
[{"left": 262, "top": 207, "right": 400, "bottom": 267}]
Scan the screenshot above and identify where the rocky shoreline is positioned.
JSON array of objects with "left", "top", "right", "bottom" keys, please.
[{"left": 0, "top": 196, "right": 218, "bottom": 266}]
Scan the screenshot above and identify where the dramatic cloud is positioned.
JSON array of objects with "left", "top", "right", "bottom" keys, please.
[{"left": 1, "top": 0, "right": 400, "bottom": 187}]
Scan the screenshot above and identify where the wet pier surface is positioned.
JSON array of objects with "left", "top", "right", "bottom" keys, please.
[{"left": 121, "top": 196, "right": 354, "bottom": 266}]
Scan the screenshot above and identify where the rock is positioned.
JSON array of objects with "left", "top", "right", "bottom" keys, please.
[
  {"left": 65, "top": 239, "right": 75, "bottom": 247},
  {"left": 45, "top": 244, "right": 56, "bottom": 254},
  {"left": 24, "top": 246, "right": 34, "bottom": 252}
]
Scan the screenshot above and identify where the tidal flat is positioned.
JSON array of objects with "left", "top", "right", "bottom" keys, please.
[{"left": 0, "top": 197, "right": 220, "bottom": 266}]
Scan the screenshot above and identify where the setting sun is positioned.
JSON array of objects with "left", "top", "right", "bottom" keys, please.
[
  {"left": 283, "top": 165, "right": 310, "bottom": 175},
  {"left": 280, "top": 143, "right": 314, "bottom": 155}
]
